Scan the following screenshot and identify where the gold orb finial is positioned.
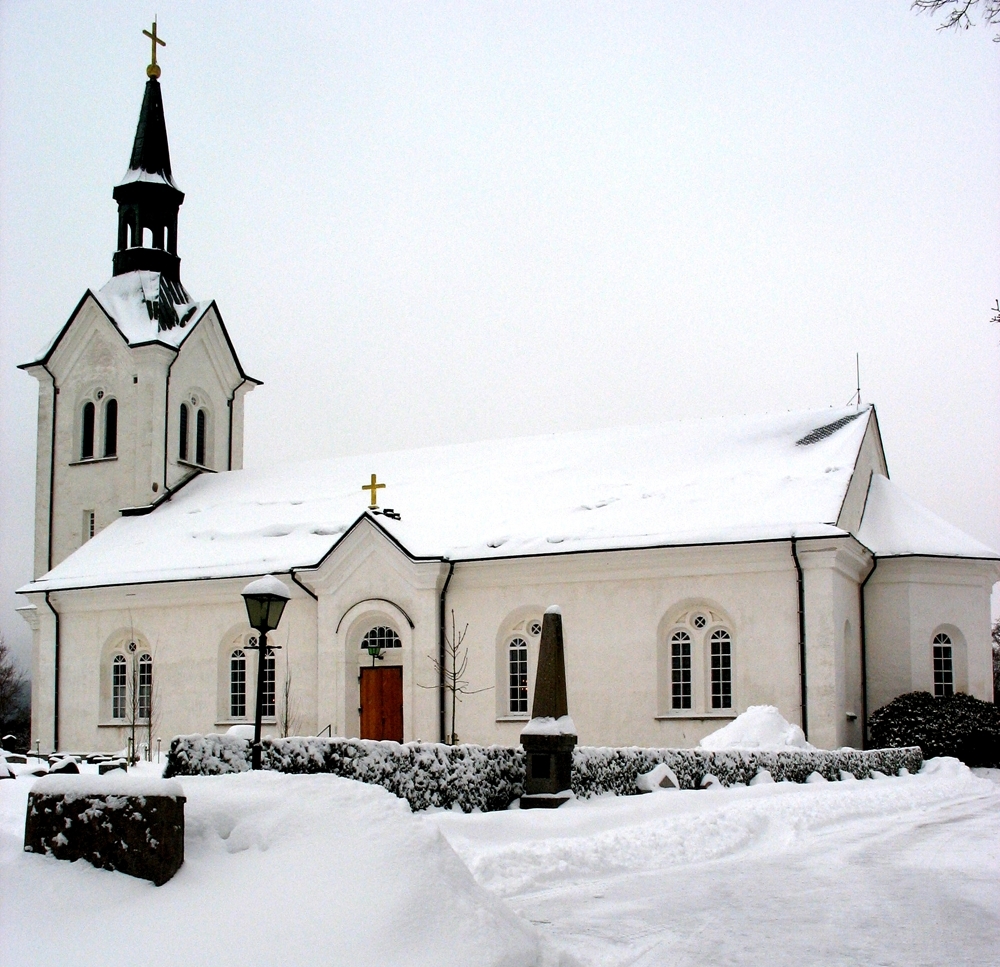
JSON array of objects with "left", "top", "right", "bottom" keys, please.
[{"left": 143, "top": 21, "right": 166, "bottom": 79}]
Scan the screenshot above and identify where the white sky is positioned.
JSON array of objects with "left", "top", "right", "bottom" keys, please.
[{"left": 1, "top": 1, "right": 998, "bottom": 673}]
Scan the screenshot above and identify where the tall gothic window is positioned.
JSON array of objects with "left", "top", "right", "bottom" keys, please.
[
  {"left": 710, "top": 630, "right": 732, "bottom": 709},
  {"left": 671, "top": 630, "right": 692, "bottom": 709},
  {"left": 81, "top": 402, "right": 95, "bottom": 459},
  {"left": 138, "top": 654, "right": 152, "bottom": 719},
  {"left": 179, "top": 403, "right": 189, "bottom": 461},
  {"left": 230, "top": 649, "right": 247, "bottom": 717},
  {"left": 112, "top": 655, "right": 127, "bottom": 719},
  {"left": 508, "top": 636, "right": 529, "bottom": 714},
  {"left": 932, "top": 633, "right": 953, "bottom": 697},
  {"left": 103, "top": 398, "right": 118, "bottom": 457},
  {"left": 196, "top": 408, "right": 207, "bottom": 465},
  {"left": 261, "top": 646, "right": 276, "bottom": 718}
]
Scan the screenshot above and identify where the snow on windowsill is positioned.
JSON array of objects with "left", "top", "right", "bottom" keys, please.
[
  {"left": 98, "top": 719, "right": 149, "bottom": 727},
  {"left": 69, "top": 456, "right": 119, "bottom": 467},
  {"left": 177, "top": 458, "right": 215, "bottom": 473},
  {"left": 655, "top": 712, "right": 739, "bottom": 720},
  {"left": 496, "top": 715, "right": 530, "bottom": 723},
  {"left": 213, "top": 720, "right": 277, "bottom": 728}
]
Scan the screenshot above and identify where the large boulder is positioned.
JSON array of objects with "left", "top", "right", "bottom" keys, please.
[{"left": 24, "top": 774, "right": 185, "bottom": 885}]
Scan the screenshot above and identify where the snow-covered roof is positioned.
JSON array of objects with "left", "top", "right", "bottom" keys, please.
[
  {"left": 22, "top": 272, "right": 212, "bottom": 367},
  {"left": 22, "top": 406, "right": 893, "bottom": 593},
  {"left": 93, "top": 271, "right": 209, "bottom": 348},
  {"left": 857, "top": 474, "right": 999, "bottom": 560},
  {"left": 117, "top": 165, "right": 177, "bottom": 190}
]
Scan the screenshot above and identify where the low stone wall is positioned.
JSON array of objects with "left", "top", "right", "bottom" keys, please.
[
  {"left": 24, "top": 775, "right": 186, "bottom": 885},
  {"left": 166, "top": 733, "right": 922, "bottom": 811}
]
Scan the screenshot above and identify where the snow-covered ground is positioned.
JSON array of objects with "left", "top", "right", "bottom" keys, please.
[{"left": 2, "top": 758, "right": 998, "bottom": 966}]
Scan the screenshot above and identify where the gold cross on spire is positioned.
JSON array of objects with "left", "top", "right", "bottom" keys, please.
[
  {"left": 143, "top": 21, "right": 166, "bottom": 79},
  {"left": 362, "top": 473, "right": 386, "bottom": 509}
]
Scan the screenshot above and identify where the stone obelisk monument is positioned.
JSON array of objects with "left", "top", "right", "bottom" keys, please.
[{"left": 519, "top": 606, "right": 576, "bottom": 808}]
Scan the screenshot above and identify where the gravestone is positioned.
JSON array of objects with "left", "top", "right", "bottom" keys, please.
[{"left": 519, "top": 606, "right": 577, "bottom": 808}]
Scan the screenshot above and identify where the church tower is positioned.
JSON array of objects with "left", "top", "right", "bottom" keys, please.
[{"left": 20, "top": 26, "right": 259, "bottom": 579}]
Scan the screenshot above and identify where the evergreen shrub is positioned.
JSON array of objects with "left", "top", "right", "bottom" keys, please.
[
  {"left": 868, "top": 691, "right": 1000, "bottom": 768},
  {"left": 166, "top": 733, "right": 922, "bottom": 811}
]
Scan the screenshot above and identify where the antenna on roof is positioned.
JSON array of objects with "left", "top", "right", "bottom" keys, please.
[{"left": 845, "top": 352, "right": 861, "bottom": 410}]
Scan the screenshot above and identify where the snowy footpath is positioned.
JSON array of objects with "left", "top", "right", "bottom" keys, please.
[{"left": 1, "top": 759, "right": 998, "bottom": 966}]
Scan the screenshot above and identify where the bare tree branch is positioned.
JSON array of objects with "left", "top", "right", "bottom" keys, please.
[{"left": 912, "top": 0, "right": 1000, "bottom": 40}]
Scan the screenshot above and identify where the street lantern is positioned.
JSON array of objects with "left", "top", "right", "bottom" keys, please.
[{"left": 241, "top": 575, "right": 291, "bottom": 770}]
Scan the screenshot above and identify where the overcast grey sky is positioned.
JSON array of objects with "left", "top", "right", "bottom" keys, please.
[{"left": 1, "top": 1, "right": 998, "bottom": 673}]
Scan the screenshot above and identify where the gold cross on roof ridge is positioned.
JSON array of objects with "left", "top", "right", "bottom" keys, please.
[
  {"left": 362, "top": 473, "right": 386, "bottom": 509},
  {"left": 143, "top": 21, "right": 166, "bottom": 79}
]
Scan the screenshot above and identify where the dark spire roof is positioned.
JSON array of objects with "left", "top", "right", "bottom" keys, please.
[
  {"left": 124, "top": 77, "right": 176, "bottom": 187},
  {"left": 112, "top": 76, "right": 185, "bottom": 282}
]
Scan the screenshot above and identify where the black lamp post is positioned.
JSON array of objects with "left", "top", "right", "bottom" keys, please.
[{"left": 241, "top": 575, "right": 290, "bottom": 770}]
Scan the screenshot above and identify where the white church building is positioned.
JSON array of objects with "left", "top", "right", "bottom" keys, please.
[{"left": 17, "top": 62, "right": 1000, "bottom": 755}]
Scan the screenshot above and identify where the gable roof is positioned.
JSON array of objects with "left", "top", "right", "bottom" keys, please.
[
  {"left": 19, "top": 276, "right": 259, "bottom": 385},
  {"left": 21, "top": 406, "right": 895, "bottom": 593},
  {"left": 856, "top": 474, "right": 999, "bottom": 561}
]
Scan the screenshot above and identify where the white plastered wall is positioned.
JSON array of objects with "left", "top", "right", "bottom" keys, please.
[
  {"left": 22, "top": 577, "right": 317, "bottom": 753},
  {"left": 302, "top": 523, "right": 446, "bottom": 744},
  {"left": 797, "top": 537, "right": 871, "bottom": 750},
  {"left": 864, "top": 557, "right": 999, "bottom": 713},
  {"left": 442, "top": 540, "right": 811, "bottom": 749},
  {"left": 165, "top": 307, "right": 247, "bottom": 485}
]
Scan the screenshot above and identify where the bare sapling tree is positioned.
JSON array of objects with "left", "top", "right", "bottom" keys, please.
[
  {"left": 279, "top": 649, "right": 298, "bottom": 738},
  {"left": 144, "top": 647, "right": 162, "bottom": 761},
  {"left": 992, "top": 618, "right": 1000, "bottom": 703},
  {"left": 125, "top": 643, "right": 141, "bottom": 763},
  {"left": 422, "top": 611, "right": 492, "bottom": 745}
]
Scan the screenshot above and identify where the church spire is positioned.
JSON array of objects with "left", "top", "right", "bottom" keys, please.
[{"left": 112, "top": 22, "right": 185, "bottom": 284}]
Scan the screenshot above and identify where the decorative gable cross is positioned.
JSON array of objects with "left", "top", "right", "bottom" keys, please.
[
  {"left": 144, "top": 21, "right": 166, "bottom": 78},
  {"left": 362, "top": 473, "right": 385, "bottom": 509}
]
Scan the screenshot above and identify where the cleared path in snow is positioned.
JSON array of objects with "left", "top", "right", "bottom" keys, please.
[{"left": 430, "top": 761, "right": 1000, "bottom": 967}]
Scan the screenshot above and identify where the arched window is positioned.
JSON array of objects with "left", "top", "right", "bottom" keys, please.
[
  {"left": 103, "top": 398, "right": 118, "bottom": 457},
  {"left": 508, "top": 636, "right": 529, "bottom": 714},
  {"left": 230, "top": 649, "right": 246, "bottom": 717},
  {"left": 112, "top": 655, "right": 127, "bottom": 719},
  {"left": 179, "top": 403, "right": 189, "bottom": 461},
  {"left": 138, "top": 654, "right": 152, "bottom": 719},
  {"left": 361, "top": 626, "right": 401, "bottom": 652},
  {"left": 196, "top": 408, "right": 207, "bottom": 466},
  {"left": 81, "top": 402, "right": 95, "bottom": 459},
  {"left": 262, "top": 647, "right": 276, "bottom": 718},
  {"left": 932, "top": 633, "right": 953, "bottom": 697},
  {"left": 710, "top": 630, "right": 732, "bottom": 709},
  {"left": 671, "top": 630, "right": 692, "bottom": 709}
]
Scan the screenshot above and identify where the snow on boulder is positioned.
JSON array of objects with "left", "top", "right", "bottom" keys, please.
[
  {"left": 636, "top": 763, "right": 679, "bottom": 792},
  {"left": 699, "top": 705, "right": 815, "bottom": 751}
]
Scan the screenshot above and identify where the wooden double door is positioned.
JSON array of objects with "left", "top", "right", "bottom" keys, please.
[{"left": 359, "top": 666, "right": 403, "bottom": 742}]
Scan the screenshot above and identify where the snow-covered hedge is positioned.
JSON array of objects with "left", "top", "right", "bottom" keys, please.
[
  {"left": 570, "top": 745, "right": 923, "bottom": 797},
  {"left": 166, "top": 733, "right": 922, "bottom": 810},
  {"left": 165, "top": 734, "right": 524, "bottom": 813},
  {"left": 868, "top": 691, "right": 1000, "bottom": 768}
]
